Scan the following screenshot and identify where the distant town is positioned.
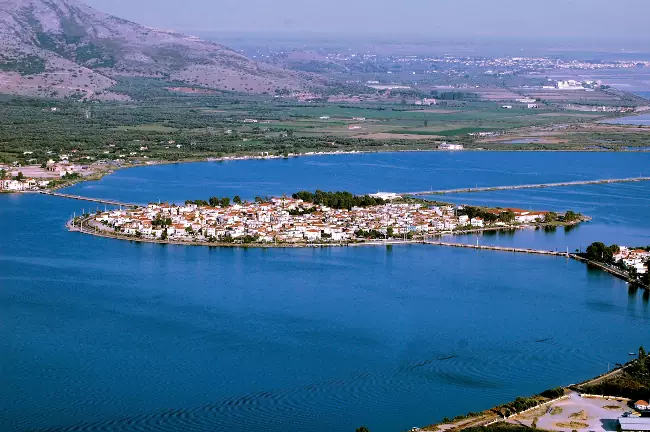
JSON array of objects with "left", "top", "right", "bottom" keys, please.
[{"left": 79, "top": 192, "right": 584, "bottom": 245}]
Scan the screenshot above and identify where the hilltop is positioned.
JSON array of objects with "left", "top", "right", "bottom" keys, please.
[{"left": 0, "top": 0, "right": 326, "bottom": 99}]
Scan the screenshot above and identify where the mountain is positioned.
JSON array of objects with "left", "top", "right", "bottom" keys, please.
[{"left": 0, "top": 0, "right": 326, "bottom": 99}]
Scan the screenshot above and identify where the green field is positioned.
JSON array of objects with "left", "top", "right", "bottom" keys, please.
[{"left": 0, "top": 88, "right": 646, "bottom": 167}]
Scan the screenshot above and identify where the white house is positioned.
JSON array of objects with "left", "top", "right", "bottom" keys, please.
[
  {"left": 470, "top": 217, "right": 484, "bottom": 227},
  {"left": 635, "top": 400, "right": 650, "bottom": 411}
]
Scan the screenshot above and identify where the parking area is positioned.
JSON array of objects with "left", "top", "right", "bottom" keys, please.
[{"left": 508, "top": 392, "right": 633, "bottom": 432}]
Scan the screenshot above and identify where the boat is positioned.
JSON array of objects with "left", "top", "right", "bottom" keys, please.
[{"left": 629, "top": 352, "right": 637, "bottom": 355}]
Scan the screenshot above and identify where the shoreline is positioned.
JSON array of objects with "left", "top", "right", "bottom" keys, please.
[
  {"left": 418, "top": 359, "right": 636, "bottom": 431},
  {"left": 68, "top": 216, "right": 649, "bottom": 291},
  {"left": 4, "top": 146, "right": 650, "bottom": 196},
  {"left": 67, "top": 216, "right": 584, "bottom": 250}
]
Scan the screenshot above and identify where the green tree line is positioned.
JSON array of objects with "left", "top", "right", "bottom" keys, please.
[{"left": 292, "top": 190, "right": 385, "bottom": 210}]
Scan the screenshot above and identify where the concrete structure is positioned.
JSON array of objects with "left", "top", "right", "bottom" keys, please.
[
  {"left": 438, "top": 143, "right": 464, "bottom": 150},
  {"left": 619, "top": 417, "right": 650, "bottom": 432},
  {"left": 369, "top": 192, "right": 402, "bottom": 200}
]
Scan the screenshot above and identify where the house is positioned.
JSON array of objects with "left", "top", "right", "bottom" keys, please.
[
  {"left": 470, "top": 217, "right": 484, "bottom": 227},
  {"left": 635, "top": 400, "right": 650, "bottom": 411},
  {"left": 304, "top": 229, "right": 321, "bottom": 241},
  {"left": 1, "top": 180, "right": 26, "bottom": 191}
]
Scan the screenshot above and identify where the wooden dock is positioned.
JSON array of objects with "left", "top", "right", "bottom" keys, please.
[{"left": 399, "top": 176, "right": 650, "bottom": 196}]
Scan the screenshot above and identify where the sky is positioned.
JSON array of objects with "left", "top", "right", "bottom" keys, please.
[{"left": 84, "top": 0, "right": 650, "bottom": 42}]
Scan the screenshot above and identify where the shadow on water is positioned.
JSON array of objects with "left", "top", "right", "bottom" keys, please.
[
  {"left": 629, "top": 285, "right": 639, "bottom": 298},
  {"left": 564, "top": 224, "right": 578, "bottom": 234}
]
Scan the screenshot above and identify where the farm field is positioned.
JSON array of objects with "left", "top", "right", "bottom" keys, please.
[{"left": 0, "top": 89, "right": 647, "bottom": 168}]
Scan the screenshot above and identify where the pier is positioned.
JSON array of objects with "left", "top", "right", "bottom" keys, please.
[
  {"left": 399, "top": 176, "right": 650, "bottom": 196},
  {"left": 423, "top": 240, "right": 649, "bottom": 289},
  {"left": 423, "top": 239, "right": 569, "bottom": 257},
  {"left": 41, "top": 191, "right": 139, "bottom": 207}
]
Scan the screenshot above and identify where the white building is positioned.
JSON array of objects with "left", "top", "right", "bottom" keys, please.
[
  {"left": 369, "top": 192, "right": 402, "bottom": 200},
  {"left": 439, "top": 143, "right": 464, "bottom": 150}
]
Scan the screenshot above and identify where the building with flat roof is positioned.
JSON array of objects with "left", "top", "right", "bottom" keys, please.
[
  {"left": 619, "top": 417, "right": 650, "bottom": 432},
  {"left": 439, "top": 143, "right": 464, "bottom": 150}
]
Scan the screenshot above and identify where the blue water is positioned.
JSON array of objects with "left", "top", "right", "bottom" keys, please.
[
  {"left": 602, "top": 113, "right": 650, "bottom": 125},
  {"left": 440, "top": 182, "right": 650, "bottom": 250},
  {"left": 2, "top": 152, "right": 650, "bottom": 432},
  {"left": 65, "top": 152, "right": 650, "bottom": 205}
]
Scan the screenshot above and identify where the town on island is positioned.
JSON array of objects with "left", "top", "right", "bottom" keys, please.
[{"left": 72, "top": 190, "right": 585, "bottom": 245}]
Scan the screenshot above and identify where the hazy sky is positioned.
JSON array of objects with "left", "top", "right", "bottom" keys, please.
[{"left": 84, "top": 0, "right": 650, "bottom": 41}]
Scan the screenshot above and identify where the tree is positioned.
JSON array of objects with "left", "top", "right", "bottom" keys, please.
[
  {"left": 0, "top": 169, "right": 6, "bottom": 179},
  {"left": 640, "top": 346, "right": 647, "bottom": 360},
  {"left": 356, "top": 427, "right": 370, "bottom": 432},
  {"left": 220, "top": 197, "right": 230, "bottom": 207},
  {"left": 160, "top": 229, "right": 168, "bottom": 240},
  {"left": 544, "top": 212, "right": 558, "bottom": 223},
  {"left": 233, "top": 195, "right": 242, "bottom": 204},
  {"left": 585, "top": 242, "right": 619, "bottom": 264},
  {"left": 387, "top": 226, "right": 394, "bottom": 237},
  {"left": 563, "top": 211, "right": 580, "bottom": 223},
  {"left": 499, "top": 210, "right": 515, "bottom": 223},
  {"left": 209, "top": 196, "right": 220, "bottom": 207},
  {"left": 254, "top": 196, "right": 263, "bottom": 203},
  {"left": 15, "top": 171, "right": 24, "bottom": 181}
]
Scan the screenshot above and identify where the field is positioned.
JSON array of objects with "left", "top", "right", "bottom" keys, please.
[{"left": 0, "top": 86, "right": 647, "bottom": 168}]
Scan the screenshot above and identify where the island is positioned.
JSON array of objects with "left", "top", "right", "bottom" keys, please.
[{"left": 68, "top": 190, "right": 586, "bottom": 247}]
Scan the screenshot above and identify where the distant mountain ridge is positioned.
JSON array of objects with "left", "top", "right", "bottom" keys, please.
[{"left": 0, "top": 0, "right": 325, "bottom": 99}]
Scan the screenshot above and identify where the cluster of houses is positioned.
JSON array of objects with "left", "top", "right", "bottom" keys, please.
[
  {"left": 92, "top": 198, "right": 550, "bottom": 244},
  {"left": 45, "top": 161, "right": 78, "bottom": 177},
  {"left": 0, "top": 178, "right": 50, "bottom": 191},
  {"left": 614, "top": 247, "right": 650, "bottom": 275}
]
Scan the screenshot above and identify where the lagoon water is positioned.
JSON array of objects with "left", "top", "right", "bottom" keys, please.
[
  {"left": 602, "top": 113, "right": 650, "bottom": 125},
  {"left": 2, "top": 151, "right": 650, "bottom": 432}
]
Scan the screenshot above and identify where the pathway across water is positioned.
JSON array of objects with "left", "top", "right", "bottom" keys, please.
[{"left": 400, "top": 176, "right": 650, "bottom": 196}]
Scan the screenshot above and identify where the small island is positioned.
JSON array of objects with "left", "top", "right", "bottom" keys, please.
[{"left": 69, "top": 190, "right": 586, "bottom": 247}]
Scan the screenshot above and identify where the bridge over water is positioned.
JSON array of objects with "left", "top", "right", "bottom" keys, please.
[
  {"left": 398, "top": 176, "right": 650, "bottom": 196},
  {"left": 41, "top": 191, "right": 139, "bottom": 208}
]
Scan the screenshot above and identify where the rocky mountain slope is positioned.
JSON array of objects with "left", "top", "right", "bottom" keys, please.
[{"left": 0, "top": 0, "right": 325, "bottom": 99}]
